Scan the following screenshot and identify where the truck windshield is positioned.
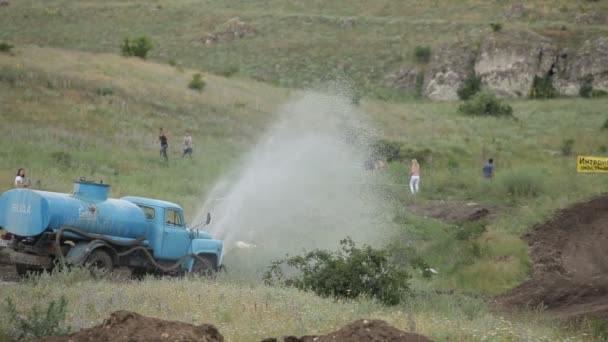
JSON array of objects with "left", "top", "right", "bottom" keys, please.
[{"left": 165, "top": 209, "right": 184, "bottom": 227}]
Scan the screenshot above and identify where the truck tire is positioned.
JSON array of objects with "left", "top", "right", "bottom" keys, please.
[
  {"left": 85, "top": 249, "right": 114, "bottom": 276},
  {"left": 192, "top": 254, "right": 215, "bottom": 277},
  {"left": 15, "top": 264, "right": 43, "bottom": 277}
]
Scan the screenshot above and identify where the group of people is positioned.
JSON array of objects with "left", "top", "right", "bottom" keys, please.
[
  {"left": 158, "top": 128, "right": 194, "bottom": 162},
  {"left": 407, "top": 158, "right": 494, "bottom": 195}
]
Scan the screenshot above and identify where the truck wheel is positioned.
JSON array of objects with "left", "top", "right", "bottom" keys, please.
[
  {"left": 192, "top": 255, "right": 215, "bottom": 277},
  {"left": 85, "top": 249, "right": 114, "bottom": 276},
  {"left": 15, "top": 264, "right": 43, "bottom": 277}
]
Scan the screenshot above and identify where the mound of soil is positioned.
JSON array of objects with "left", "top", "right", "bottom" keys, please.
[
  {"left": 264, "top": 319, "right": 432, "bottom": 342},
  {"left": 31, "top": 311, "right": 224, "bottom": 342},
  {"left": 499, "top": 196, "right": 608, "bottom": 320}
]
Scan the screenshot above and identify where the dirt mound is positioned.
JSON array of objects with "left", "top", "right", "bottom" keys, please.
[
  {"left": 499, "top": 196, "right": 608, "bottom": 321},
  {"left": 31, "top": 311, "right": 224, "bottom": 342},
  {"left": 264, "top": 319, "right": 432, "bottom": 342}
]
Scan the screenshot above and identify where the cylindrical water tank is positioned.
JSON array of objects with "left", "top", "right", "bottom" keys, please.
[{"left": 0, "top": 181, "right": 148, "bottom": 238}]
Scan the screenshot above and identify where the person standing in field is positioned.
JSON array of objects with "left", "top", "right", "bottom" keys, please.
[
  {"left": 483, "top": 158, "right": 494, "bottom": 178},
  {"left": 159, "top": 128, "right": 169, "bottom": 162},
  {"left": 14, "top": 168, "right": 30, "bottom": 188},
  {"left": 409, "top": 159, "right": 420, "bottom": 194},
  {"left": 182, "top": 131, "right": 193, "bottom": 158}
]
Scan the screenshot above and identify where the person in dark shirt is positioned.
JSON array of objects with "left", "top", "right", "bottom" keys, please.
[
  {"left": 159, "top": 128, "right": 169, "bottom": 162},
  {"left": 483, "top": 158, "right": 494, "bottom": 178}
]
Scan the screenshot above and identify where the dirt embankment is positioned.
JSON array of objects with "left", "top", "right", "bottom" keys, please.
[
  {"left": 28, "top": 312, "right": 432, "bottom": 342},
  {"left": 499, "top": 196, "right": 608, "bottom": 321}
]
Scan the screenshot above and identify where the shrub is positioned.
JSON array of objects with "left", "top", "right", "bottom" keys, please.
[
  {"left": 3, "top": 296, "right": 70, "bottom": 340},
  {"left": 414, "top": 46, "right": 431, "bottom": 64},
  {"left": 188, "top": 73, "right": 206, "bottom": 91},
  {"left": 414, "top": 72, "right": 425, "bottom": 98},
  {"left": 458, "top": 90, "right": 513, "bottom": 117},
  {"left": 263, "top": 238, "right": 411, "bottom": 305},
  {"left": 455, "top": 222, "right": 487, "bottom": 241},
  {"left": 560, "top": 138, "right": 574, "bottom": 156},
  {"left": 457, "top": 73, "right": 482, "bottom": 100},
  {"left": 579, "top": 74, "right": 593, "bottom": 98},
  {"left": 218, "top": 65, "right": 239, "bottom": 77},
  {"left": 371, "top": 139, "right": 401, "bottom": 162},
  {"left": 95, "top": 87, "right": 113, "bottom": 96},
  {"left": 592, "top": 89, "right": 607, "bottom": 98},
  {"left": 530, "top": 74, "right": 556, "bottom": 99},
  {"left": 50, "top": 151, "right": 72, "bottom": 169},
  {"left": 0, "top": 42, "right": 13, "bottom": 53},
  {"left": 120, "top": 37, "right": 153, "bottom": 59},
  {"left": 587, "top": 319, "right": 608, "bottom": 341},
  {"left": 499, "top": 169, "right": 545, "bottom": 198},
  {"left": 490, "top": 23, "right": 503, "bottom": 32}
]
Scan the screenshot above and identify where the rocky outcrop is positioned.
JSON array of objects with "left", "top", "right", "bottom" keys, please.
[
  {"left": 555, "top": 37, "right": 608, "bottom": 96},
  {"left": 475, "top": 30, "right": 560, "bottom": 98},
  {"left": 385, "top": 67, "right": 420, "bottom": 90},
  {"left": 386, "top": 30, "right": 608, "bottom": 100},
  {"left": 423, "top": 44, "right": 477, "bottom": 100}
]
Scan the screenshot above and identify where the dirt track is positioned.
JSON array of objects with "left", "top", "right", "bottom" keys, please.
[{"left": 499, "top": 196, "right": 608, "bottom": 321}]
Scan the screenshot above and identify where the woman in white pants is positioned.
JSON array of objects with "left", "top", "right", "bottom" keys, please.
[{"left": 409, "top": 159, "right": 420, "bottom": 194}]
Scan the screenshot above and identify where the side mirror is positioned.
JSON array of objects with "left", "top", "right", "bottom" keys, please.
[{"left": 206, "top": 212, "right": 211, "bottom": 225}]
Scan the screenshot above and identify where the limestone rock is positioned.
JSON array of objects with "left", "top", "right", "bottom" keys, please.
[
  {"left": 555, "top": 36, "right": 608, "bottom": 95},
  {"left": 423, "top": 44, "right": 477, "bottom": 101},
  {"left": 475, "top": 30, "right": 559, "bottom": 98}
]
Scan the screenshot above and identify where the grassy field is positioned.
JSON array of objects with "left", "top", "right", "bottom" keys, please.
[
  {"left": 1, "top": 43, "right": 608, "bottom": 340},
  {"left": 0, "top": 270, "right": 597, "bottom": 342},
  {"left": 1, "top": 0, "right": 608, "bottom": 340},
  {"left": 1, "top": 0, "right": 607, "bottom": 99}
]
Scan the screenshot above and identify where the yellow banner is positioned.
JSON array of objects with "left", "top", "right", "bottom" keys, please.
[{"left": 577, "top": 156, "right": 608, "bottom": 173}]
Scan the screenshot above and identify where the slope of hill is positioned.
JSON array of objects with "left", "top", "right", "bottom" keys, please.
[{"left": 1, "top": 0, "right": 607, "bottom": 99}]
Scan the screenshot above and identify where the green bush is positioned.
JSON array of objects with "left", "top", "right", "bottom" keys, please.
[
  {"left": 120, "top": 36, "right": 153, "bottom": 59},
  {"left": 414, "top": 72, "right": 425, "bottom": 98},
  {"left": 188, "top": 73, "right": 206, "bottom": 91},
  {"left": 95, "top": 87, "right": 113, "bottom": 96},
  {"left": 371, "top": 139, "right": 401, "bottom": 162},
  {"left": 498, "top": 169, "right": 545, "bottom": 198},
  {"left": 591, "top": 89, "right": 607, "bottom": 98},
  {"left": 489, "top": 23, "right": 502, "bottom": 32},
  {"left": 457, "top": 73, "right": 482, "bottom": 100},
  {"left": 50, "top": 151, "right": 72, "bottom": 169},
  {"left": 218, "top": 65, "right": 239, "bottom": 77},
  {"left": 579, "top": 74, "right": 594, "bottom": 98},
  {"left": 560, "top": 138, "right": 574, "bottom": 156},
  {"left": 587, "top": 319, "right": 608, "bottom": 341},
  {"left": 0, "top": 42, "right": 13, "bottom": 53},
  {"left": 458, "top": 90, "right": 513, "bottom": 117},
  {"left": 263, "top": 238, "right": 411, "bottom": 305},
  {"left": 3, "top": 296, "right": 70, "bottom": 340},
  {"left": 530, "top": 74, "right": 556, "bottom": 99},
  {"left": 414, "top": 46, "right": 431, "bottom": 64},
  {"left": 455, "top": 222, "right": 487, "bottom": 241}
]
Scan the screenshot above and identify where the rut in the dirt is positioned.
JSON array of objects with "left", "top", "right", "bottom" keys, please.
[{"left": 499, "top": 195, "right": 608, "bottom": 321}]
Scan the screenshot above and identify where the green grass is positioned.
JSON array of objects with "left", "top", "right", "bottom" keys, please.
[
  {"left": 0, "top": 0, "right": 606, "bottom": 100},
  {"left": 0, "top": 270, "right": 597, "bottom": 342}
]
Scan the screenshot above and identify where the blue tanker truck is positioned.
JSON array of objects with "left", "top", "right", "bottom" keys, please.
[{"left": 0, "top": 179, "right": 223, "bottom": 276}]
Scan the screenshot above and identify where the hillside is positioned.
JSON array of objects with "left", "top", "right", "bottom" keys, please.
[
  {"left": 1, "top": 0, "right": 607, "bottom": 100},
  {"left": 1, "top": 1, "right": 608, "bottom": 341}
]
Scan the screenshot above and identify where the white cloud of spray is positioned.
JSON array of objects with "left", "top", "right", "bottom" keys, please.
[{"left": 194, "top": 91, "right": 393, "bottom": 275}]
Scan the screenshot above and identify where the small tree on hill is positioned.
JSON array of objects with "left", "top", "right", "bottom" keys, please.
[
  {"left": 121, "top": 37, "right": 153, "bottom": 59},
  {"left": 263, "top": 238, "right": 411, "bottom": 305}
]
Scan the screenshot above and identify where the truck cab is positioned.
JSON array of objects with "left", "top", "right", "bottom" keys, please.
[{"left": 122, "top": 196, "right": 223, "bottom": 272}]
